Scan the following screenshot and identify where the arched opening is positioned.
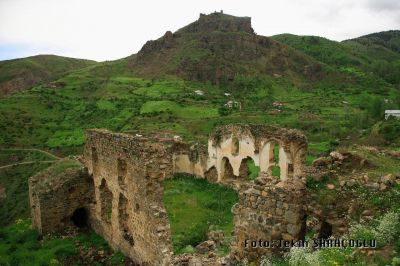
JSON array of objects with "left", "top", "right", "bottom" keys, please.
[
  {"left": 269, "top": 165, "right": 281, "bottom": 177},
  {"left": 117, "top": 158, "right": 128, "bottom": 189},
  {"left": 71, "top": 208, "right": 88, "bottom": 228},
  {"left": 318, "top": 220, "right": 333, "bottom": 239},
  {"left": 274, "top": 143, "right": 280, "bottom": 162},
  {"left": 119, "top": 194, "right": 134, "bottom": 246},
  {"left": 231, "top": 137, "right": 240, "bottom": 156},
  {"left": 265, "top": 142, "right": 281, "bottom": 178},
  {"left": 265, "top": 141, "right": 279, "bottom": 164},
  {"left": 205, "top": 166, "right": 218, "bottom": 183},
  {"left": 239, "top": 157, "right": 259, "bottom": 180},
  {"left": 100, "top": 179, "right": 113, "bottom": 224},
  {"left": 221, "top": 157, "right": 234, "bottom": 180}
]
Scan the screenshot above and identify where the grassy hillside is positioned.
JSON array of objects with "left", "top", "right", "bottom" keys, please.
[
  {"left": 346, "top": 30, "right": 400, "bottom": 54},
  {"left": 0, "top": 55, "right": 96, "bottom": 97},
  {"left": 272, "top": 33, "right": 400, "bottom": 86},
  {"left": 0, "top": 12, "right": 399, "bottom": 265},
  {"left": 128, "top": 12, "right": 325, "bottom": 86}
]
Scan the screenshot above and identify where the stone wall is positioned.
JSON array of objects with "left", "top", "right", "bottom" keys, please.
[
  {"left": 84, "top": 129, "right": 174, "bottom": 265},
  {"left": 206, "top": 124, "right": 307, "bottom": 183},
  {"left": 230, "top": 174, "right": 307, "bottom": 264},
  {"left": 29, "top": 124, "right": 310, "bottom": 265},
  {"left": 29, "top": 159, "right": 94, "bottom": 234}
]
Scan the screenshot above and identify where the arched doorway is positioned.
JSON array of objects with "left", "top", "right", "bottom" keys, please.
[
  {"left": 221, "top": 157, "right": 234, "bottom": 181},
  {"left": 71, "top": 208, "right": 88, "bottom": 228},
  {"left": 100, "top": 179, "right": 113, "bottom": 224},
  {"left": 205, "top": 166, "right": 218, "bottom": 183},
  {"left": 239, "top": 157, "right": 259, "bottom": 180}
]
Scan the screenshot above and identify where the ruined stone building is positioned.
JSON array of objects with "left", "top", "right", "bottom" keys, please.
[{"left": 29, "top": 124, "right": 311, "bottom": 265}]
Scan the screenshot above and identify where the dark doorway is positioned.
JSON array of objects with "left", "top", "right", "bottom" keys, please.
[
  {"left": 318, "top": 221, "right": 333, "bottom": 239},
  {"left": 71, "top": 208, "right": 88, "bottom": 228}
]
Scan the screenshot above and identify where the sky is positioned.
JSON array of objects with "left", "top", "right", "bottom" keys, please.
[{"left": 0, "top": 0, "right": 399, "bottom": 62}]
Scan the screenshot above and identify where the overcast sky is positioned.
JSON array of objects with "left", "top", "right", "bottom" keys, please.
[{"left": 0, "top": 0, "right": 399, "bottom": 61}]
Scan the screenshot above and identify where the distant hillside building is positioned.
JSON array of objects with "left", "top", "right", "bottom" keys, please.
[
  {"left": 385, "top": 110, "right": 400, "bottom": 120},
  {"left": 194, "top": 90, "right": 204, "bottom": 96}
]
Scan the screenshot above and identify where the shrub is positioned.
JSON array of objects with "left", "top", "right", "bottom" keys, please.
[
  {"left": 286, "top": 247, "right": 323, "bottom": 266},
  {"left": 379, "top": 118, "right": 400, "bottom": 142},
  {"left": 374, "top": 211, "right": 400, "bottom": 245}
]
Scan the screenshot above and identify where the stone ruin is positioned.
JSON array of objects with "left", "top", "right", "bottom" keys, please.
[{"left": 29, "top": 124, "right": 311, "bottom": 265}]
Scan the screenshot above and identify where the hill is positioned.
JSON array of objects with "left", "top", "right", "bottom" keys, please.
[
  {"left": 0, "top": 55, "right": 96, "bottom": 97},
  {"left": 0, "top": 13, "right": 399, "bottom": 150},
  {"left": 272, "top": 32, "right": 400, "bottom": 85},
  {"left": 346, "top": 30, "right": 400, "bottom": 54},
  {"left": 128, "top": 12, "right": 324, "bottom": 85},
  {"left": 0, "top": 12, "right": 400, "bottom": 265}
]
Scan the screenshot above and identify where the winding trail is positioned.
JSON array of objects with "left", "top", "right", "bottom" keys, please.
[
  {"left": 0, "top": 160, "right": 58, "bottom": 170},
  {"left": 0, "top": 148, "right": 62, "bottom": 170},
  {"left": 1, "top": 148, "right": 62, "bottom": 160}
]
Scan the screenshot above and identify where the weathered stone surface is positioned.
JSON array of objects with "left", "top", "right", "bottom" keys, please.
[
  {"left": 196, "top": 240, "right": 216, "bottom": 254},
  {"left": 284, "top": 210, "right": 300, "bottom": 224},
  {"left": 29, "top": 159, "right": 94, "bottom": 234},
  {"left": 207, "top": 230, "right": 225, "bottom": 245},
  {"left": 29, "top": 124, "right": 309, "bottom": 265}
]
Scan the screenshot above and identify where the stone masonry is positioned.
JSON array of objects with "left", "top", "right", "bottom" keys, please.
[{"left": 29, "top": 124, "right": 309, "bottom": 265}]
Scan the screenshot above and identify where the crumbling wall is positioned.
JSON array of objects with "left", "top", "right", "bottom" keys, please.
[
  {"left": 29, "top": 159, "right": 94, "bottom": 234},
  {"left": 230, "top": 173, "right": 307, "bottom": 263},
  {"left": 206, "top": 124, "right": 307, "bottom": 183},
  {"left": 84, "top": 129, "right": 174, "bottom": 266},
  {"left": 29, "top": 124, "right": 309, "bottom": 265}
]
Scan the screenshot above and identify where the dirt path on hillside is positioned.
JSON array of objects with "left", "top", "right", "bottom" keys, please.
[
  {"left": 1, "top": 148, "right": 62, "bottom": 160},
  {"left": 0, "top": 160, "right": 57, "bottom": 170}
]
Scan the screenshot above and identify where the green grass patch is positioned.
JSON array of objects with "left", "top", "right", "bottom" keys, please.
[
  {"left": 0, "top": 219, "right": 127, "bottom": 266},
  {"left": 163, "top": 174, "right": 238, "bottom": 254},
  {"left": 247, "top": 159, "right": 260, "bottom": 180},
  {"left": 140, "top": 100, "right": 218, "bottom": 118}
]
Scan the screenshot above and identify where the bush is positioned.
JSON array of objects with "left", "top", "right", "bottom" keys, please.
[
  {"left": 374, "top": 211, "right": 400, "bottom": 245},
  {"left": 379, "top": 118, "right": 400, "bottom": 142},
  {"left": 286, "top": 247, "right": 323, "bottom": 266}
]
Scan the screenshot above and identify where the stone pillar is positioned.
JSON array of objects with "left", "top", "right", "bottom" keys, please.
[
  {"left": 259, "top": 142, "right": 274, "bottom": 173},
  {"left": 230, "top": 174, "right": 306, "bottom": 264}
]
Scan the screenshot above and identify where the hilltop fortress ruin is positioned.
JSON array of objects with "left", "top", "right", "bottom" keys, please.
[{"left": 29, "top": 124, "right": 314, "bottom": 265}]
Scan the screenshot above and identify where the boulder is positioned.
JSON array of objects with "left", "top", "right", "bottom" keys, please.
[
  {"left": 196, "top": 240, "right": 216, "bottom": 254},
  {"left": 330, "top": 151, "right": 344, "bottom": 161}
]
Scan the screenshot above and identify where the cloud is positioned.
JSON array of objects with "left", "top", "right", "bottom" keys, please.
[
  {"left": 0, "top": 0, "right": 399, "bottom": 61},
  {"left": 365, "top": 0, "right": 400, "bottom": 12}
]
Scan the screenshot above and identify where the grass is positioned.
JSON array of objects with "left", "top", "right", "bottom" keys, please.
[
  {"left": 247, "top": 159, "right": 260, "bottom": 180},
  {"left": 0, "top": 151, "right": 79, "bottom": 227},
  {"left": 0, "top": 25, "right": 399, "bottom": 265},
  {"left": 163, "top": 174, "right": 238, "bottom": 254},
  {"left": 0, "top": 149, "right": 55, "bottom": 166},
  {"left": 140, "top": 100, "right": 218, "bottom": 118},
  {"left": 0, "top": 150, "right": 55, "bottom": 226},
  {"left": 0, "top": 219, "right": 126, "bottom": 266}
]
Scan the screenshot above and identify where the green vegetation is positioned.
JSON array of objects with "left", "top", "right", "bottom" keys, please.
[
  {"left": 163, "top": 174, "right": 238, "bottom": 254},
  {"left": 0, "top": 55, "right": 95, "bottom": 97},
  {"left": 378, "top": 118, "right": 400, "bottom": 143},
  {"left": 0, "top": 15, "right": 399, "bottom": 265},
  {"left": 272, "top": 31, "right": 400, "bottom": 86},
  {"left": 246, "top": 159, "right": 259, "bottom": 181},
  {"left": 0, "top": 219, "right": 126, "bottom": 266},
  {"left": 0, "top": 149, "right": 57, "bottom": 226}
]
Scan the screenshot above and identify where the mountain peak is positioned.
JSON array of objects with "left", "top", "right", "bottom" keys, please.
[
  {"left": 131, "top": 12, "right": 322, "bottom": 85},
  {"left": 178, "top": 11, "right": 254, "bottom": 34}
]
